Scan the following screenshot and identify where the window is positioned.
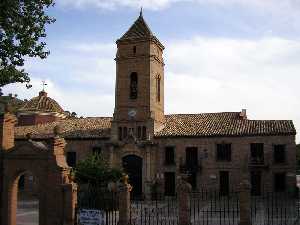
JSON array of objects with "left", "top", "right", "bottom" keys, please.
[
  {"left": 133, "top": 46, "right": 137, "bottom": 54},
  {"left": 118, "top": 127, "right": 123, "bottom": 140},
  {"left": 142, "top": 126, "right": 147, "bottom": 140},
  {"left": 165, "top": 147, "right": 175, "bottom": 165},
  {"left": 66, "top": 152, "right": 77, "bottom": 167},
  {"left": 216, "top": 144, "right": 231, "bottom": 161},
  {"left": 130, "top": 72, "right": 138, "bottom": 99},
  {"left": 156, "top": 76, "right": 161, "bottom": 102},
  {"left": 93, "top": 147, "right": 102, "bottom": 155},
  {"left": 137, "top": 126, "right": 142, "bottom": 139},
  {"left": 123, "top": 127, "right": 128, "bottom": 139},
  {"left": 274, "top": 172, "right": 286, "bottom": 192},
  {"left": 274, "top": 145, "right": 286, "bottom": 163},
  {"left": 186, "top": 147, "right": 198, "bottom": 167},
  {"left": 250, "top": 143, "right": 264, "bottom": 164}
]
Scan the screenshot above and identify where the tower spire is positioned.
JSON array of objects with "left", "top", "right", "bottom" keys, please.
[{"left": 140, "top": 7, "right": 143, "bottom": 17}]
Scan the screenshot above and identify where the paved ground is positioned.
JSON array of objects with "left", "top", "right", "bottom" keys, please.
[{"left": 16, "top": 194, "right": 38, "bottom": 225}]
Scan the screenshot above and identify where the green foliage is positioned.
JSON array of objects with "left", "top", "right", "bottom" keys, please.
[
  {"left": 73, "top": 153, "right": 123, "bottom": 185},
  {"left": 0, "top": 0, "right": 55, "bottom": 87},
  {"left": 0, "top": 94, "right": 24, "bottom": 114}
]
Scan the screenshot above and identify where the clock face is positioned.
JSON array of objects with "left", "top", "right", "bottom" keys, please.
[{"left": 128, "top": 109, "right": 137, "bottom": 118}]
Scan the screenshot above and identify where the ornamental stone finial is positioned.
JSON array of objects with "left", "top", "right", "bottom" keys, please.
[
  {"left": 53, "top": 125, "right": 62, "bottom": 137},
  {"left": 26, "top": 132, "right": 33, "bottom": 140}
]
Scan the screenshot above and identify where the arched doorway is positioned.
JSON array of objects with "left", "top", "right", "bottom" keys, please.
[
  {"left": 16, "top": 172, "right": 39, "bottom": 225},
  {"left": 122, "top": 155, "right": 143, "bottom": 198}
]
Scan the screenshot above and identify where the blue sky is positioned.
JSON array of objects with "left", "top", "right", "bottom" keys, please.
[{"left": 3, "top": 0, "right": 300, "bottom": 142}]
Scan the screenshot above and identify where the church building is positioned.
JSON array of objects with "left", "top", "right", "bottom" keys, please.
[{"left": 12, "top": 12, "right": 297, "bottom": 198}]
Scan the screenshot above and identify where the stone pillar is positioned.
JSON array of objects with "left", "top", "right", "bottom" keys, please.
[
  {"left": 177, "top": 178, "right": 192, "bottom": 225},
  {"left": 145, "top": 148, "right": 151, "bottom": 200},
  {"left": 118, "top": 176, "right": 132, "bottom": 225},
  {"left": 239, "top": 179, "right": 251, "bottom": 225},
  {"left": 62, "top": 182, "right": 78, "bottom": 225},
  {"left": 109, "top": 145, "right": 115, "bottom": 167}
]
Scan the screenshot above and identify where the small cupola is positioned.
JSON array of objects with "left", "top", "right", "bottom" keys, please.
[{"left": 17, "top": 89, "right": 66, "bottom": 126}]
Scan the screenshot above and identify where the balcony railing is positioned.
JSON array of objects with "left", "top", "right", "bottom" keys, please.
[
  {"left": 249, "top": 157, "right": 269, "bottom": 169},
  {"left": 249, "top": 157, "right": 264, "bottom": 165},
  {"left": 179, "top": 163, "right": 201, "bottom": 173}
]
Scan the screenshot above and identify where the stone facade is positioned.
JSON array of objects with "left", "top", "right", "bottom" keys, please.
[{"left": 12, "top": 12, "right": 297, "bottom": 198}]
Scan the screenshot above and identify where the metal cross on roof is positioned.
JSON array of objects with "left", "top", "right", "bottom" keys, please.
[
  {"left": 140, "top": 7, "right": 143, "bottom": 17},
  {"left": 42, "top": 80, "right": 47, "bottom": 91}
]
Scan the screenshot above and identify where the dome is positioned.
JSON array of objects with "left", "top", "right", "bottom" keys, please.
[{"left": 19, "top": 91, "right": 64, "bottom": 114}]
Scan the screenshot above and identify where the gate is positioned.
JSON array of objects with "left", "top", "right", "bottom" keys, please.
[
  {"left": 130, "top": 195, "right": 178, "bottom": 225},
  {"left": 75, "top": 184, "right": 119, "bottom": 225}
]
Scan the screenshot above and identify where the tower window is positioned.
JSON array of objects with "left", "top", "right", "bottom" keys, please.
[
  {"left": 130, "top": 72, "right": 138, "bottom": 99},
  {"left": 123, "top": 127, "right": 128, "bottom": 139},
  {"left": 142, "top": 126, "right": 147, "bottom": 140},
  {"left": 137, "top": 126, "right": 141, "bottom": 139},
  {"left": 118, "top": 127, "right": 123, "bottom": 140},
  {"left": 156, "top": 75, "right": 161, "bottom": 102},
  {"left": 133, "top": 46, "right": 137, "bottom": 54}
]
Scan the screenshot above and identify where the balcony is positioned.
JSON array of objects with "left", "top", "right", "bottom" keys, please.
[
  {"left": 179, "top": 163, "right": 201, "bottom": 174},
  {"left": 249, "top": 157, "right": 269, "bottom": 169}
]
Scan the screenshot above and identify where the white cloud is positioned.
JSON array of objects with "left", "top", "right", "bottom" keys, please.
[
  {"left": 163, "top": 36, "right": 300, "bottom": 141},
  {"left": 3, "top": 36, "right": 300, "bottom": 141},
  {"left": 57, "top": 0, "right": 300, "bottom": 12}
]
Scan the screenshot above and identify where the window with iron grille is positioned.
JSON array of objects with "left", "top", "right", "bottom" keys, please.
[
  {"left": 274, "top": 145, "right": 286, "bottom": 163},
  {"left": 66, "top": 152, "right": 77, "bottom": 167},
  {"left": 274, "top": 172, "right": 286, "bottom": 192},
  {"left": 93, "top": 147, "right": 102, "bottom": 155},
  {"left": 250, "top": 143, "right": 264, "bottom": 164},
  {"left": 165, "top": 147, "right": 175, "bottom": 165},
  {"left": 216, "top": 144, "right": 231, "bottom": 161},
  {"left": 186, "top": 147, "right": 198, "bottom": 167}
]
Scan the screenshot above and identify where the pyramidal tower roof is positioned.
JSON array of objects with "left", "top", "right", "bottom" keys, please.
[{"left": 118, "top": 9, "right": 156, "bottom": 41}]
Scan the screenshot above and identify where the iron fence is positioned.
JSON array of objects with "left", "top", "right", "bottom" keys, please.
[
  {"left": 74, "top": 186, "right": 300, "bottom": 225},
  {"left": 190, "top": 190, "right": 240, "bottom": 225},
  {"left": 251, "top": 192, "right": 300, "bottom": 225}
]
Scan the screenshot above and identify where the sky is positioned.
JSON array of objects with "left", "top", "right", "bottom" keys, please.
[{"left": 3, "top": 0, "right": 300, "bottom": 142}]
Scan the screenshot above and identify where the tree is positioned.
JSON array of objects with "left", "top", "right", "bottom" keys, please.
[
  {"left": 0, "top": 0, "right": 55, "bottom": 88},
  {"left": 73, "top": 153, "right": 123, "bottom": 185}
]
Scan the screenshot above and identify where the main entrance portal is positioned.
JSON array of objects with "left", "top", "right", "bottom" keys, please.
[{"left": 122, "top": 155, "right": 143, "bottom": 198}]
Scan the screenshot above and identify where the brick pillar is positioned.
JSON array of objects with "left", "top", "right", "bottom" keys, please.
[
  {"left": 177, "top": 177, "right": 192, "bottom": 225},
  {"left": 239, "top": 179, "right": 251, "bottom": 225},
  {"left": 0, "top": 112, "right": 17, "bottom": 151},
  {"left": 0, "top": 111, "right": 17, "bottom": 225},
  {"left": 118, "top": 175, "right": 132, "bottom": 225}
]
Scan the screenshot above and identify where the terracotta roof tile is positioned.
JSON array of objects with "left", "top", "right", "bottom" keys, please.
[
  {"left": 155, "top": 113, "right": 296, "bottom": 137},
  {"left": 15, "top": 117, "right": 112, "bottom": 139},
  {"left": 14, "top": 113, "right": 296, "bottom": 140},
  {"left": 19, "top": 91, "right": 64, "bottom": 114},
  {"left": 119, "top": 15, "right": 153, "bottom": 41}
]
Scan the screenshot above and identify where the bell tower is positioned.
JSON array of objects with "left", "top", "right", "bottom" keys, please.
[{"left": 112, "top": 11, "right": 165, "bottom": 141}]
